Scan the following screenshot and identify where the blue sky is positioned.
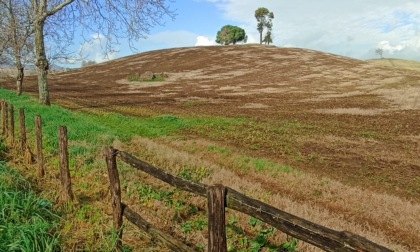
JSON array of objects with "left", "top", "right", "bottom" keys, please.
[{"left": 69, "top": 0, "right": 420, "bottom": 66}]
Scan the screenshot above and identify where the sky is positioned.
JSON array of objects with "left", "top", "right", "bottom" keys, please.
[{"left": 72, "top": 0, "right": 420, "bottom": 66}]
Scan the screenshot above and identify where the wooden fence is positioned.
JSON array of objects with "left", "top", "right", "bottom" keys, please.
[
  {"left": 0, "top": 99, "right": 393, "bottom": 252},
  {"left": 0, "top": 100, "right": 74, "bottom": 201},
  {"left": 105, "top": 146, "right": 393, "bottom": 252}
]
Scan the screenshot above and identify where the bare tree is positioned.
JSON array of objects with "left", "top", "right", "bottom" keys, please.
[
  {"left": 0, "top": 0, "right": 34, "bottom": 95},
  {"left": 0, "top": 13, "right": 10, "bottom": 61},
  {"left": 28, "top": 0, "right": 175, "bottom": 105}
]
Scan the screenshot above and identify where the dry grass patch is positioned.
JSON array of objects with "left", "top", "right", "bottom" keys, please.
[{"left": 114, "top": 137, "right": 417, "bottom": 251}]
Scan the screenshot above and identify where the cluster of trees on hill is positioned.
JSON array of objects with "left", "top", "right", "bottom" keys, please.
[
  {"left": 0, "top": 0, "right": 175, "bottom": 105},
  {"left": 216, "top": 7, "right": 274, "bottom": 46}
]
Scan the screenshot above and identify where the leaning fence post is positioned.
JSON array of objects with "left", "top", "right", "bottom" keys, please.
[
  {"left": 35, "top": 115, "right": 44, "bottom": 178},
  {"left": 59, "top": 126, "right": 74, "bottom": 202},
  {"left": 105, "top": 146, "right": 123, "bottom": 251},
  {"left": 19, "top": 109, "right": 27, "bottom": 156},
  {"left": 207, "top": 184, "right": 227, "bottom": 252},
  {"left": 10, "top": 104, "right": 14, "bottom": 146}
]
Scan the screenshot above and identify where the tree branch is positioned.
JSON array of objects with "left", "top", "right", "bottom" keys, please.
[{"left": 47, "top": 0, "right": 75, "bottom": 17}]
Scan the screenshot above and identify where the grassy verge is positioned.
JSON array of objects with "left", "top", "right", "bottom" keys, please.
[
  {"left": 0, "top": 142, "right": 61, "bottom": 251},
  {"left": 1, "top": 89, "right": 299, "bottom": 251}
]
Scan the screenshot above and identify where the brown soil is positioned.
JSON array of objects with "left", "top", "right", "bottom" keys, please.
[{"left": 2, "top": 45, "right": 420, "bottom": 251}]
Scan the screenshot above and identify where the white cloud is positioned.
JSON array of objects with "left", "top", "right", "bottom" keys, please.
[
  {"left": 195, "top": 36, "right": 216, "bottom": 46},
  {"left": 78, "top": 34, "right": 118, "bottom": 63}
]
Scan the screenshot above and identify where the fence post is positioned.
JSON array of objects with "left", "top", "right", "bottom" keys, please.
[
  {"left": 2, "top": 101, "right": 8, "bottom": 137},
  {"left": 59, "top": 126, "right": 74, "bottom": 202},
  {"left": 35, "top": 115, "right": 44, "bottom": 178},
  {"left": 105, "top": 146, "right": 123, "bottom": 251},
  {"left": 19, "top": 109, "right": 26, "bottom": 156},
  {"left": 0, "top": 100, "right": 2, "bottom": 134},
  {"left": 207, "top": 184, "right": 227, "bottom": 252},
  {"left": 10, "top": 104, "right": 14, "bottom": 146}
]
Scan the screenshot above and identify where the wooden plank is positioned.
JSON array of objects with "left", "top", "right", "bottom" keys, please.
[
  {"left": 207, "top": 184, "right": 227, "bottom": 252},
  {"left": 105, "top": 147, "right": 123, "bottom": 251},
  {"left": 35, "top": 116, "right": 44, "bottom": 178},
  {"left": 122, "top": 203, "right": 195, "bottom": 252},
  {"left": 118, "top": 151, "right": 208, "bottom": 197},
  {"left": 225, "top": 187, "right": 392, "bottom": 252},
  {"left": 58, "top": 126, "right": 74, "bottom": 202},
  {"left": 19, "top": 108, "right": 26, "bottom": 156}
]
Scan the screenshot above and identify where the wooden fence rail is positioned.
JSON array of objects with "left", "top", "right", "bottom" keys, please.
[{"left": 107, "top": 148, "right": 393, "bottom": 252}]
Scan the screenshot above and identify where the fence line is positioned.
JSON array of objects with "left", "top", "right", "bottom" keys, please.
[
  {"left": 0, "top": 100, "right": 73, "bottom": 202},
  {"left": 109, "top": 148, "right": 393, "bottom": 252},
  {"left": 0, "top": 99, "right": 393, "bottom": 252}
]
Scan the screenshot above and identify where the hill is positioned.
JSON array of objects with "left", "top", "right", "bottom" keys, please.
[
  {"left": 367, "top": 58, "right": 420, "bottom": 72},
  {"left": 1, "top": 45, "right": 420, "bottom": 251}
]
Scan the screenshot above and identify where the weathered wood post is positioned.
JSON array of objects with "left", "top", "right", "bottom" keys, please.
[
  {"left": 10, "top": 104, "right": 14, "bottom": 146},
  {"left": 35, "top": 116, "right": 44, "bottom": 177},
  {"left": 2, "top": 101, "right": 8, "bottom": 137},
  {"left": 105, "top": 146, "right": 123, "bottom": 251},
  {"left": 0, "top": 101, "right": 2, "bottom": 133},
  {"left": 207, "top": 184, "right": 227, "bottom": 252},
  {"left": 59, "top": 126, "right": 74, "bottom": 202},
  {"left": 19, "top": 108, "right": 27, "bottom": 156}
]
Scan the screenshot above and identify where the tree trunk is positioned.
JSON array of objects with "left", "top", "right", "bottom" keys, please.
[
  {"left": 34, "top": 19, "right": 50, "bottom": 105},
  {"left": 16, "top": 63, "right": 24, "bottom": 95}
]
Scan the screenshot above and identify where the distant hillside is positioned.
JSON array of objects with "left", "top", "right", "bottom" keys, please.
[{"left": 367, "top": 58, "right": 420, "bottom": 72}]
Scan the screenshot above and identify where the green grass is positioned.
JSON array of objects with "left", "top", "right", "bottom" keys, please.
[
  {"left": 0, "top": 161, "right": 61, "bottom": 252},
  {"left": 0, "top": 89, "right": 246, "bottom": 157},
  {"left": 0, "top": 88, "right": 298, "bottom": 251}
]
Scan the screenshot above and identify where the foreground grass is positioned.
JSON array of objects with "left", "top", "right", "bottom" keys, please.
[
  {"left": 1, "top": 89, "right": 298, "bottom": 251},
  {"left": 0, "top": 150, "right": 60, "bottom": 252}
]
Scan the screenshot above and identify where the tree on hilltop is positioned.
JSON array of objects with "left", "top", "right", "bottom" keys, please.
[
  {"left": 2, "top": 0, "right": 176, "bottom": 105},
  {"left": 216, "top": 25, "right": 247, "bottom": 45},
  {"left": 255, "top": 7, "right": 274, "bottom": 45},
  {"left": 375, "top": 48, "right": 384, "bottom": 59}
]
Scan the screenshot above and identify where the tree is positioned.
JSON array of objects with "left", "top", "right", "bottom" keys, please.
[
  {"left": 255, "top": 7, "right": 274, "bottom": 45},
  {"left": 81, "top": 60, "right": 97, "bottom": 67},
  {"left": 0, "top": 11, "right": 10, "bottom": 61},
  {"left": 263, "top": 31, "right": 273, "bottom": 45},
  {"left": 0, "top": 0, "right": 34, "bottom": 95},
  {"left": 375, "top": 48, "right": 383, "bottom": 59},
  {"left": 12, "top": 0, "right": 175, "bottom": 105},
  {"left": 216, "top": 25, "right": 247, "bottom": 45}
]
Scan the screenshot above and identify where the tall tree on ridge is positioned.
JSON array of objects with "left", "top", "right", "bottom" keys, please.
[{"left": 255, "top": 7, "right": 274, "bottom": 45}]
